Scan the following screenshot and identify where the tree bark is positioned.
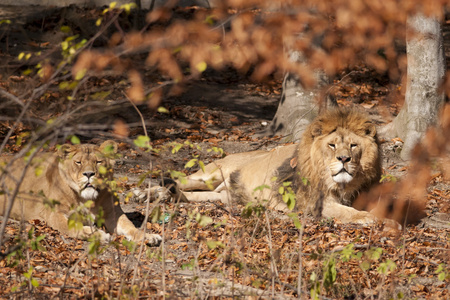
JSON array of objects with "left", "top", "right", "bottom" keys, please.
[
  {"left": 260, "top": 52, "right": 337, "bottom": 142},
  {"left": 384, "top": 13, "right": 446, "bottom": 160}
]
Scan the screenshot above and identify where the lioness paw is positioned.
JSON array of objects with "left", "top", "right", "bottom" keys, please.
[
  {"left": 131, "top": 187, "right": 172, "bottom": 203},
  {"left": 98, "top": 231, "right": 113, "bottom": 243},
  {"left": 88, "top": 229, "right": 112, "bottom": 243}
]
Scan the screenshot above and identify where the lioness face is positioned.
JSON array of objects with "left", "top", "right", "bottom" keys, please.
[
  {"left": 319, "top": 129, "right": 365, "bottom": 186},
  {"left": 59, "top": 141, "right": 117, "bottom": 200}
]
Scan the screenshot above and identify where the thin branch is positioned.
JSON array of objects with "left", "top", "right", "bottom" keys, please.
[
  {"left": 0, "top": 88, "right": 24, "bottom": 107},
  {"left": 122, "top": 91, "right": 148, "bottom": 138}
]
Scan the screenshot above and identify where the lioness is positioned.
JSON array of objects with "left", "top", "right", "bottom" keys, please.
[
  {"left": 0, "top": 140, "right": 161, "bottom": 245},
  {"left": 175, "top": 108, "right": 390, "bottom": 225}
]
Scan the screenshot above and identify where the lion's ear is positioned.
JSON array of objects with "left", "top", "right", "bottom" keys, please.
[
  {"left": 58, "top": 144, "right": 76, "bottom": 158},
  {"left": 310, "top": 123, "right": 322, "bottom": 137},
  {"left": 99, "top": 140, "right": 118, "bottom": 154},
  {"left": 364, "top": 122, "right": 377, "bottom": 137}
]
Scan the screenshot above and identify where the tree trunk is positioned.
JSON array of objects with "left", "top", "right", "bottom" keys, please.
[
  {"left": 260, "top": 51, "right": 337, "bottom": 142},
  {"left": 384, "top": 13, "right": 446, "bottom": 160}
]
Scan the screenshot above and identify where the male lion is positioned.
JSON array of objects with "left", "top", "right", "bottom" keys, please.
[
  {"left": 174, "top": 108, "right": 389, "bottom": 225},
  {"left": 0, "top": 140, "right": 162, "bottom": 245}
]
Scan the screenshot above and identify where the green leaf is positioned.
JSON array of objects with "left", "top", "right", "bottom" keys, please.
[
  {"left": 196, "top": 61, "right": 207, "bottom": 73},
  {"left": 31, "top": 278, "right": 39, "bottom": 287},
  {"left": 284, "top": 193, "right": 295, "bottom": 210},
  {"left": 23, "top": 267, "right": 32, "bottom": 279},
  {"left": 360, "top": 261, "right": 370, "bottom": 271},
  {"left": 99, "top": 165, "right": 107, "bottom": 175},
  {"left": 70, "top": 135, "right": 80, "bottom": 145},
  {"left": 301, "top": 177, "right": 309, "bottom": 186},
  {"left": 171, "top": 143, "right": 183, "bottom": 153},
  {"left": 133, "top": 135, "right": 150, "bottom": 148},
  {"left": 378, "top": 259, "right": 396, "bottom": 275},
  {"left": 74, "top": 68, "right": 86, "bottom": 81},
  {"left": 157, "top": 107, "right": 169, "bottom": 113},
  {"left": 59, "top": 81, "right": 70, "bottom": 90},
  {"left": 278, "top": 186, "right": 284, "bottom": 195},
  {"left": 91, "top": 91, "right": 111, "bottom": 100},
  {"left": 35, "top": 235, "right": 46, "bottom": 242},
  {"left": 96, "top": 18, "right": 102, "bottom": 26},
  {"left": 120, "top": 3, "right": 137, "bottom": 13},
  {"left": 366, "top": 247, "right": 383, "bottom": 261},
  {"left": 198, "top": 160, "right": 206, "bottom": 173},
  {"left": 65, "top": 35, "right": 79, "bottom": 43},
  {"left": 253, "top": 184, "right": 270, "bottom": 192},
  {"left": 205, "top": 179, "right": 215, "bottom": 191},
  {"left": 287, "top": 213, "right": 302, "bottom": 229},
  {"left": 60, "top": 25, "right": 71, "bottom": 33},
  {"left": 68, "top": 81, "right": 78, "bottom": 90},
  {"left": 196, "top": 213, "right": 212, "bottom": 227},
  {"left": 61, "top": 41, "right": 69, "bottom": 50},
  {"left": 323, "top": 257, "right": 337, "bottom": 289},
  {"left": 34, "top": 165, "right": 43, "bottom": 177},
  {"left": 340, "top": 243, "right": 355, "bottom": 262},
  {"left": 185, "top": 159, "right": 197, "bottom": 169},
  {"left": 205, "top": 240, "right": 223, "bottom": 250}
]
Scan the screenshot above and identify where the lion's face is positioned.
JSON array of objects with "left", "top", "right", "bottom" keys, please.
[
  {"left": 317, "top": 129, "right": 366, "bottom": 186},
  {"left": 305, "top": 109, "right": 380, "bottom": 193},
  {"left": 58, "top": 140, "right": 118, "bottom": 200}
]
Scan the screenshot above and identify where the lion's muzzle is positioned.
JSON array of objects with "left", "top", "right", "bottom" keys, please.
[
  {"left": 330, "top": 160, "right": 354, "bottom": 184},
  {"left": 332, "top": 168, "right": 353, "bottom": 184}
]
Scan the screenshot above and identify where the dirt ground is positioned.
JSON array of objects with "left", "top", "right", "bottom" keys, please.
[{"left": 0, "top": 5, "right": 449, "bottom": 299}]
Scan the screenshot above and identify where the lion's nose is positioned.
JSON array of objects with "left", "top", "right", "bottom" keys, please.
[
  {"left": 83, "top": 171, "right": 95, "bottom": 178},
  {"left": 337, "top": 156, "right": 351, "bottom": 163}
]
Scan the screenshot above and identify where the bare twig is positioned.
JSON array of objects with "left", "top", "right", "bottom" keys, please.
[
  {"left": 0, "top": 88, "right": 24, "bottom": 107},
  {"left": 122, "top": 91, "right": 148, "bottom": 138}
]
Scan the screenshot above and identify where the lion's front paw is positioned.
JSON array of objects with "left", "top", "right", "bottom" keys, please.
[
  {"left": 351, "top": 211, "right": 377, "bottom": 225},
  {"left": 145, "top": 233, "right": 162, "bottom": 247},
  {"left": 383, "top": 218, "right": 402, "bottom": 230}
]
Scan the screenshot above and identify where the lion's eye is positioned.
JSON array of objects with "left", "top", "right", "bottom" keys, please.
[
  {"left": 97, "top": 161, "right": 103, "bottom": 164},
  {"left": 350, "top": 144, "right": 357, "bottom": 149},
  {"left": 328, "top": 144, "right": 335, "bottom": 149},
  {"left": 75, "top": 161, "right": 81, "bottom": 166}
]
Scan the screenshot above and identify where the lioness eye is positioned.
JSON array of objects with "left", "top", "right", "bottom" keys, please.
[
  {"left": 350, "top": 144, "right": 357, "bottom": 149},
  {"left": 97, "top": 161, "right": 103, "bottom": 164},
  {"left": 329, "top": 144, "right": 335, "bottom": 149},
  {"left": 75, "top": 161, "right": 81, "bottom": 165}
]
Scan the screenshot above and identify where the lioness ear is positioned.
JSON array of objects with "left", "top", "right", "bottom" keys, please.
[
  {"left": 364, "top": 122, "right": 377, "bottom": 137},
  {"left": 58, "top": 144, "right": 76, "bottom": 158},
  {"left": 99, "top": 140, "right": 118, "bottom": 154}
]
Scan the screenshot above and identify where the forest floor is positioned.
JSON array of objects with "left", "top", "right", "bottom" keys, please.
[{"left": 0, "top": 5, "right": 449, "bottom": 299}]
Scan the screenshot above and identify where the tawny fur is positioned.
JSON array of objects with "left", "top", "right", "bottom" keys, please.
[
  {"left": 175, "top": 108, "right": 395, "bottom": 225},
  {"left": 0, "top": 141, "right": 161, "bottom": 245}
]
